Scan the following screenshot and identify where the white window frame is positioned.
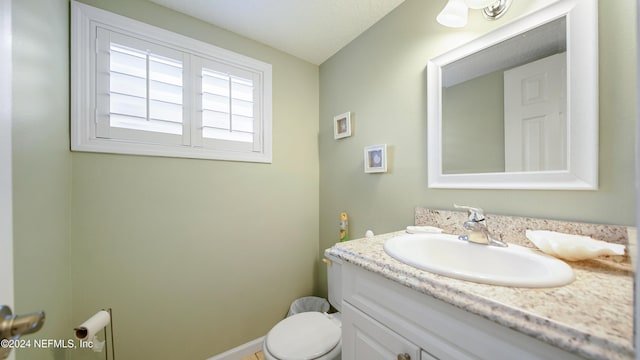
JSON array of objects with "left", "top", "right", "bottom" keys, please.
[{"left": 71, "top": 1, "right": 272, "bottom": 163}]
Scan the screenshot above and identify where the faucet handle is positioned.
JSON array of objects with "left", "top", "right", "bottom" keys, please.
[{"left": 454, "top": 204, "right": 485, "bottom": 222}]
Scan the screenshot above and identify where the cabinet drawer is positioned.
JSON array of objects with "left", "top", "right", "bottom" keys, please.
[{"left": 342, "top": 302, "right": 422, "bottom": 360}]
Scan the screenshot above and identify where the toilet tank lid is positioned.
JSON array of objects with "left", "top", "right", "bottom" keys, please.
[{"left": 266, "top": 312, "right": 341, "bottom": 360}]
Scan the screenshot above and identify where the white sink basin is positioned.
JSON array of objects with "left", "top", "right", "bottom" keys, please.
[{"left": 383, "top": 233, "right": 575, "bottom": 288}]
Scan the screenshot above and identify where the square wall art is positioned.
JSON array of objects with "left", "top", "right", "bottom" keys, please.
[
  {"left": 364, "top": 144, "right": 387, "bottom": 173},
  {"left": 333, "top": 112, "right": 352, "bottom": 139}
]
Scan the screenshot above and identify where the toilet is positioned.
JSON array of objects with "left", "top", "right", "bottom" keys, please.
[{"left": 263, "top": 254, "right": 342, "bottom": 360}]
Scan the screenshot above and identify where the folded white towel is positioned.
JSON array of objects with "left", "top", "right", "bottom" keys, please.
[
  {"left": 526, "top": 230, "right": 625, "bottom": 261},
  {"left": 406, "top": 226, "right": 443, "bottom": 234}
]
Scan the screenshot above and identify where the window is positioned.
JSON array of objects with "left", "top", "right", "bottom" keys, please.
[{"left": 71, "top": 1, "right": 272, "bottom": 163}]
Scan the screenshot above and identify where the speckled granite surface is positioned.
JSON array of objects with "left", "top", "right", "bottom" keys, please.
[
  {"left": 415, "top": 208, "right": 630, "bottom": 248},
  {"left": 326, "top": 209, "right": 635, "bottom": 360}
]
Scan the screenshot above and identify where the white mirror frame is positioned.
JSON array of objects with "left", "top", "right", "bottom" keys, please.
[{"left": 427, "top": 0, "right": 598, "bottom": 190}]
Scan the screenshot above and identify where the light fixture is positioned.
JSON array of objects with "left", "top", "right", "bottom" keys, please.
[
  {"left": 464, "top": 0, "right": 497, "bottom": 9},
  {"left": 480, "top": 0, "right": 512, "bottom": 21},
  {"left": 436, "top": 0, "right": 512, "bottom": 27},
  {"left": 436, "top": 0, "right": 468, "bottom": 28}
]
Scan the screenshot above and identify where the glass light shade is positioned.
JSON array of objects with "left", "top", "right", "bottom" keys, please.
[
  {"left": 464, "top": 0, "right": 499, "bottom": 9},
  {"left": 436, "top": 0, "right": 468, "bottom": 28}
]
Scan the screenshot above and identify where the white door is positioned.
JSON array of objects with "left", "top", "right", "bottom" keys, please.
[
  {"left": 1, "top": 2, "right": 16, "bottom": 358},
  {"left": 0, "top": 3, "right": 17, "bottom": 359},
  {"left": 504, "top": 52, "right": 567, "bottom": 172},
  {"left": 1, "top": 6, "right": 45, "bottom": 358},
  {"left": 0, "top": 0, "right": 14, "bottom": 310}
]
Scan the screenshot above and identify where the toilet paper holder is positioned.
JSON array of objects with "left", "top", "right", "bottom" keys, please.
[{"left": 74, "top": 308, "right": 115, "bottom": 360}]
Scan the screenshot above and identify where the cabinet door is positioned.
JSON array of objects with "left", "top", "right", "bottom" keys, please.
[
  {"left": 422, "top": 350, "right": 439, "bottom": 360},
  {"left": 342, "top": 302, "right": 423, "bottom": 360}
]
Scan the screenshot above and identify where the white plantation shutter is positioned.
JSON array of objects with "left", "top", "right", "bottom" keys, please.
[
  {"left": 95, "top": 29, "right": 187, "bottom": 145},
  {"left": 202, "top": 70, "right": 253, "bottom": 143},
  {"left": 194, "top": 58, "right": 263, "bottom": 152},
  {"left": 71, "top": 2, "right": 272, "bottom": 162}
]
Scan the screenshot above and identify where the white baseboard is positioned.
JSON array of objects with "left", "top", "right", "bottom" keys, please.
[{"left": 206, "top": 336, "right": 265, "bottom": 360}]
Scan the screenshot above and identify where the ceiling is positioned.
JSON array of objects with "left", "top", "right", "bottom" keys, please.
[{"left": 147, "top": 0, "right": 406, "bottom": 65}]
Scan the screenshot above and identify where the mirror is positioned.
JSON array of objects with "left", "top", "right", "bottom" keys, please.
[
  {"left": 442, "top": 17, "right": 566, "bottom": 175},
  {"left": 427, "top": 0, "right": 598, "bottom": 190}
]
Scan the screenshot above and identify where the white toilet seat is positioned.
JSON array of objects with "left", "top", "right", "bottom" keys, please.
[{"left": 263, "top": 312, "right": 341, "bottom": 360}]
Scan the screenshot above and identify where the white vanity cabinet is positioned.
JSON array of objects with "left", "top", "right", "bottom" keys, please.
[
  {"left": 342, "top": 302, "right": 426, "bottom": 360},
  {"left": 340, "top": 262, "right": 584, "bottom": 360}
]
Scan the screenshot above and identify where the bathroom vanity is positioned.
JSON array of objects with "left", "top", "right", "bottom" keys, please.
[{"left": 325, "top": 210, "right": 634, "bottom": 360}]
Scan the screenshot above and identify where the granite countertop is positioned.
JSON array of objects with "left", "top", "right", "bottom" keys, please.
[{"left": 326, "top": 231, "right": 635, "bottom": 360}]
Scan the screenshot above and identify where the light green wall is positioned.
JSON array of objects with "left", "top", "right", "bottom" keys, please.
[
  {"left": 318, "top": 0, "right": 637, "bottom": 292},
  {"left": 69, "top": 1, "right": 319, "bottom": 359},
  {"left": 11, "top": 0, "right": 72, "bottom": 359},
  {"left": 11, "top": 0, "right": 318, "bottom": 358},
  {"left": 442, "top": 71, "right": 504, "bottom": 174}
]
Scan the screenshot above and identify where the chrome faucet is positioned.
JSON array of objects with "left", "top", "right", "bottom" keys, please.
[{"left": 454, "top": 205, "right": 508, "bottom": 247}]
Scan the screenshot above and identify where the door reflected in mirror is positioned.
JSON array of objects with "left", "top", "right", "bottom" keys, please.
[{"left": 441, "top": 17, "right": 566, "bottom": 175}]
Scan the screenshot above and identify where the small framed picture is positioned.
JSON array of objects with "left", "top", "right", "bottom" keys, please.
[
  {"left": 333, "top": 112, "right": 352, "bottom": 139},
  {"left": 364, "top": 144, "right": 387, "bottom": 173}
]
